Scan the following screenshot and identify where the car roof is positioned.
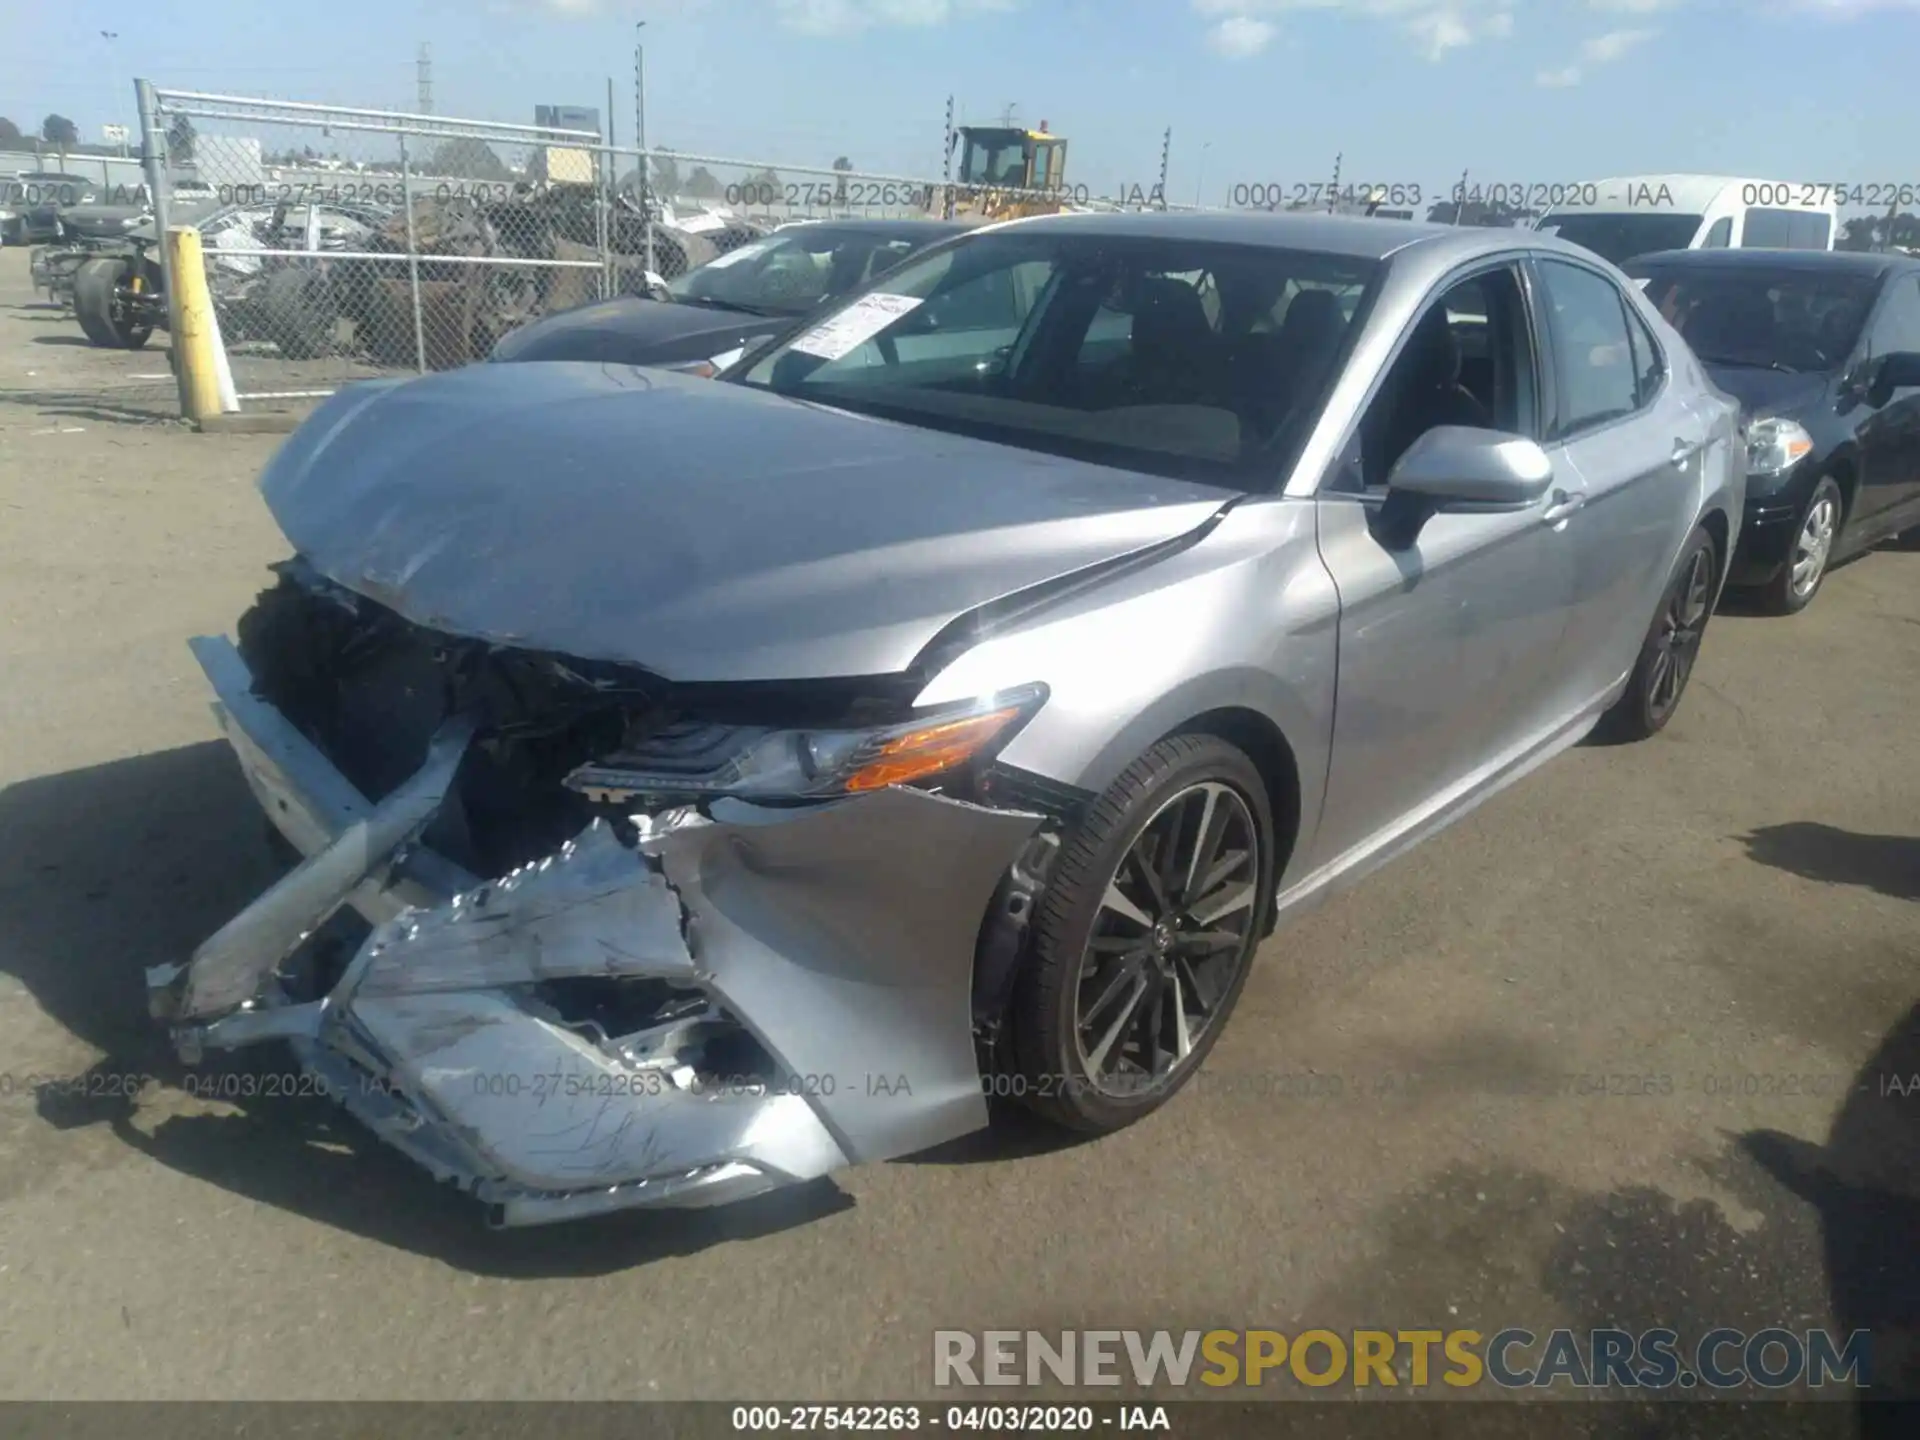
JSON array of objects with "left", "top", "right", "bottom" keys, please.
[
  {"left": 976, "top": 207, "right": 1616, "bottom": 272},
  {"left": 776, "top": 217, "right": 974, "bottom": 238},
  {"left": 1625, "top": 247, "right": 1916, "bottom": 276}
]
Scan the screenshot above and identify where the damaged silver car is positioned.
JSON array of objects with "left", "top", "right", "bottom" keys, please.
[{"left": 161, "top": 212, "right": 1744, "bottom": 1226}]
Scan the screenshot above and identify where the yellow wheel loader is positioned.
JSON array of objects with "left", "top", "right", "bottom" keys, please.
[{"left": 942, "top": 122, "right": 1077, "bottom": 221}]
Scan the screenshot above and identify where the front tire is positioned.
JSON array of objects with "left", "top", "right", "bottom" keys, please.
[
  {"left": 1598, "top": 525, "right": 1719, "bottom": 743},
  {"left": 1008, "top": 734, "right": 1276, "bottom": 1134},
  {"left": 73, "top": 256, "right": 154, "bottom": 349},
  {"left": 1761, "top": 476, "right": 1843, "bottom": 615}
]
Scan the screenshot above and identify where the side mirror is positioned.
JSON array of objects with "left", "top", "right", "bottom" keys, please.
[
  {"left": 1387, "top": 426, "right": 1554, "bottom": 507},
  {"left": 1868, "top": 351, "right": 1920, "bottom": 406},
  {"left": 1375, "top": 427, "right": 1554, "bottom": 547}
]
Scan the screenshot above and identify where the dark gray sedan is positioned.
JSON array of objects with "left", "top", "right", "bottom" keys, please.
[{"left": 488, "top": 217, "right": 973, "bottom": 374}]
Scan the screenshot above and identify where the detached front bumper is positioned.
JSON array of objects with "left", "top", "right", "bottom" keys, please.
[{"left": 156, "top": 637, "right": 1041, "bottom": 1227}]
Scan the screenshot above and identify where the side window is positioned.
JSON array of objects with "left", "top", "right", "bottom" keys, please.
[
  {"left": 1868, "top": 276, "right": 1920, "bottom": 359},
  {"left": 1624, "top": 302, "right": 1665, "bottom": 406},
  {"left": 1742, "top": 208, "right": 1798, "bottom": 248},
  {"left": 1536, "top": 259, "right": 1640, "bottom": 437},
  {"left": 1788, "top": 213, "right": 1832, "bottom": 251},
  {"left": 1351, "top": 266, "right": 1532, "bottom": 491},
  {"left": 1701, "top": 217, "right": 1733, "bottom": 249}
]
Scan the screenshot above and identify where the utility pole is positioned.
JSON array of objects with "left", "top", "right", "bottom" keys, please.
[
  {"left": 1195, "top": 142, "right": 1209, "bottom": 209},
  {"left": 1156, "top": 126, "right": 1171, "bottom": 210},
  {"left": 417, "top": 42, "right": 432, "bottom": 113},
  {"left": 1329, "top": 151, "right": 1342, "bottom": 213},
  {"left": 634, "top": 22, "right": 648, "bottom": 199},
  {"left": 941, "top": 94, "right": 956, "bottom": 220}
]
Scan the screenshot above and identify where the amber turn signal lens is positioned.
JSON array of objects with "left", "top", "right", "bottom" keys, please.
[{"left": 842, "top": 705, "right": 1024, "bottom": 792}]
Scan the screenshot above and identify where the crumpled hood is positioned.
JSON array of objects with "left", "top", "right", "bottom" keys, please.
[
  {"left": 489, "top": 295, "right": 780, "bottom": 365},
  {"left": 261, "top": 363, "right": 1231, "bottom": 682}
]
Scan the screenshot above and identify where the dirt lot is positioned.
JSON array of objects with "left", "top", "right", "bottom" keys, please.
[{"left": 0, "top": 244, "right": 1915, "bottom": 1410}]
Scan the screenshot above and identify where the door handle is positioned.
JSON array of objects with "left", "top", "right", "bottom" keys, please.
[
  {"left": 1671, "top": 437, "right": 1701, "bottom": 469},
  {"left": 1542, "top": 490, "right": 1586, "bottom": 525}
]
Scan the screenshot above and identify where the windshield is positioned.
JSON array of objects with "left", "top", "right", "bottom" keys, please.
[
  {"left": 667, "top": 227, "right": 931, "bottom": 316},
  {"left": 1627, "top": 262, "right": 1879, "bottom": 372},
  {"left": 1539, "top": 212, "right": 1705, "bottom": 265},
  {"left": 735, "top": 230, "right": 1380, "bottom": 486}
]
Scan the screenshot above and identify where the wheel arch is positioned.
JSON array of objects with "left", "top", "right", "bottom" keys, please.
[
  {"left": 1165, "top": 706, "right": 1304, "bottom": 911},
  {"left": 1825, "top": 451, "right": 1859, "bottom": 520}
]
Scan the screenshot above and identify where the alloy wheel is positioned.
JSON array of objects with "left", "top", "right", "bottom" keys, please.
[
  {"left": 1071, "top": 781, "right": 1261, "bottom": 1099},
  {"left": 1646, "top": 544, "right": 1714, "bottom": 722},
  {"left": 1790, "top": 492, "right": 1838, "bottom": 599}
]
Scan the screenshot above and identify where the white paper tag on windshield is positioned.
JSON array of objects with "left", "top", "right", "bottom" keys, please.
[
  {"left": 788, "top": 293, "right": 924, "bottom": 361},
  {"left": 676, "top": 211, "right": 729, "bottom": 234}
]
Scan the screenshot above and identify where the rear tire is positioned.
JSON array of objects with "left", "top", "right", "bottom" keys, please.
[
  {"left": 73, "top": 256, "right": 153, "bottom": 349},
  {"left": 1007, "top": 734, "right": 1276, "bottom": 1134},
  {"left": 1598, "top": 526, "right": 1719, "bottom": 743}
]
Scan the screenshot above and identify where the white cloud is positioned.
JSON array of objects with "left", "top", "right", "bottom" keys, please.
[
  {"left": 1192, "top": 1, "right": 1518, "bottom": 62},
  {"left": 1535, "top": 20, "right": 1656, "bottom": 86},
  {"left": 1581, "top": 24, "right": 1655, "bottom": 58},
  {"left": 775, "top": 0, "right": 1016, "bottom": 32},
  {"left": 1207, "top": 15, "right": 1280, "bottom": 54},
  {"left": 1588, "top": 0, "right": 1682, "bottom": 12}
]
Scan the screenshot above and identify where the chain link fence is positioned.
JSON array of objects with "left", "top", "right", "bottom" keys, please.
[{"left": 103, "top": 84, "right": 1226, "bottom": 416}]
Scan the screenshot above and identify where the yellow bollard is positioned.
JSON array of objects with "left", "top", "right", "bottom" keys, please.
[{"left": 166, "top": 225, "right": 223, "bottom": 425}]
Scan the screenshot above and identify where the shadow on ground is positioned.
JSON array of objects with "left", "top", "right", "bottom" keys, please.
[
  {"left": 0, "top": 741, "right": 853, "bottom": 1276},
  {"left": 0, "top": 385, "right": 182, "bottom": 426},
  {"left": 1741, "top": 823, "right": 1920, "bottom": 903}
]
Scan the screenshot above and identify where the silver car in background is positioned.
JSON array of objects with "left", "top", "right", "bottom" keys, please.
[{"left": 160, "top": 212, "right": 1742, "bottom": 1225}]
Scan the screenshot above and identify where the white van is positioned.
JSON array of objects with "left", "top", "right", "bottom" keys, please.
[{"left": 1535, "top": 174, "right": 1837, "bottom": 266}]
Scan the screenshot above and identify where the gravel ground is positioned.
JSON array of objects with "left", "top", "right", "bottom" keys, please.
[{"left": 0, "top": 244, "right": 1914, "bottom": 1424}]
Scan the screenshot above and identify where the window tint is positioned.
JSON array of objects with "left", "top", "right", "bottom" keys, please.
[
  {"left": 1789, "top": 213, "right": 1831, "bottom": 250},
  {"left": 1742, "top": 208, "right": 1828, "bottom": 249},
  {"left": 1625, "top": 303, "right": 1664, "bottom": 406},
  {"left": 741, "top": 232, "right": 1377, "bottom": 483},
  {"left": 1701, "top": 217, "right": 1733, "bottom": 249},
  {"left": 1351, "top": 267, "right": 1532, "bottom": 490},
  {"left": 1537, "top": 259, "right": 1639, "bottom": 436},
  {"left": 1869, "top": 276, "right": 1920, "bottom": 358},
  {"left": 921, "top": 259, "right": 1048, "bottom": 331}
]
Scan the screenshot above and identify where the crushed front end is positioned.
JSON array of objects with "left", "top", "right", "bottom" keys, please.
[{"left": 155, "top": 562, "right": 1054, "bottom": 1226}]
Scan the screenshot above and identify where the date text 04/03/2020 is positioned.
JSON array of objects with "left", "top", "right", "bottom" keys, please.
[{"left": 729, "top": 1405, "right": 1170, "bottom": 1432}]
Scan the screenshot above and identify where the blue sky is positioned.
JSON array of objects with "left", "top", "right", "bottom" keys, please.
[{"left": 7, "top": 0, "right": 1920, "bottom": 208}]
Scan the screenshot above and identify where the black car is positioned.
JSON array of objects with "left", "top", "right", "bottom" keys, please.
[
  {"left": 1626, "top": 248, "right": 1920, "bottom": 613},
  {"left": 1, "top": 172, "right": 100, "bottom": 245},
  {"left": 489, "top": 217, "right": 973, "bottom": 373}
]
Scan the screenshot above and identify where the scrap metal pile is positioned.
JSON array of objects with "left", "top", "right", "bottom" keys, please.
[{"left": 32, "top": 181, "right": 767, "bottom": 364}]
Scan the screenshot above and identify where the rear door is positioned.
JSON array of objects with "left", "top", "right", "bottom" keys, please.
[
  {"left": 1533, "top": 256, "right": 1709, "bottom": 709},
  {"left": 1853, "top": 272, "right": 1920, "bottom": 529}
]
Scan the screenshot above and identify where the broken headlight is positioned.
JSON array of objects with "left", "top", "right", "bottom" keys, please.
[{"left": 564, "top": 682, "right": 1047, "bottom": 804}]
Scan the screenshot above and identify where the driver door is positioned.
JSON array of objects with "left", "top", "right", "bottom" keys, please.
[{"left": 1308, "top": 262, "right": 1583, "bottom": 875}]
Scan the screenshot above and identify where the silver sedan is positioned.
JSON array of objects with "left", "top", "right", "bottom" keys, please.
[{"left": 160, "top": 211, "right": 1743, "bottom": 1224}]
